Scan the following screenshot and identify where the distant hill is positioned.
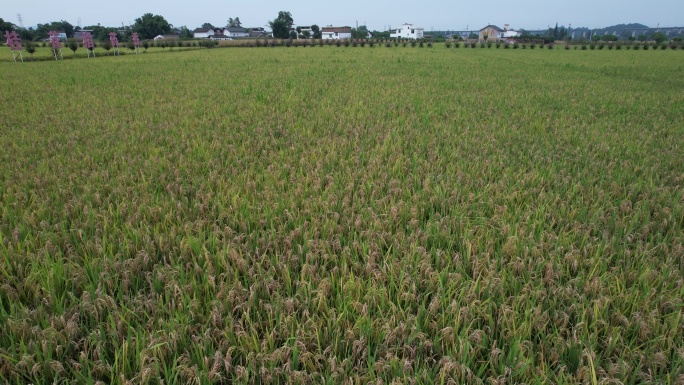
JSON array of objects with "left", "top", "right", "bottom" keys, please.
[
  {"left": 604, "top": 23, "right": 649, "bottom": 30},
  {"left": 568, "top": 23, "right": 649, "bottom": 32}
]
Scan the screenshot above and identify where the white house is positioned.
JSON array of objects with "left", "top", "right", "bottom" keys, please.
[
  {"left": 390, "top": 23, "right": 424, "bottom": 39},
  {"left": 502, "top": 25, "right": 520, "bottom": 38},
  {"left": 225, "top": 27, "right": 249, "bottom": 38},
  {"left": 193, "top": 28, "right": 214, "bottom": 39},
  {"left": 321, "top": 26, "right": 352, "bottom": 40}
]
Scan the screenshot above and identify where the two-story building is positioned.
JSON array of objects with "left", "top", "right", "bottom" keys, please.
[{"left": 390, "top": 23, "right": 424, "bottom": 39}]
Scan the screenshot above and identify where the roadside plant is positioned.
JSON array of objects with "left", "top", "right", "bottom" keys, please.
[
  {"left": 25, "top": 41, "right": 37, "bottom": 59},
  {"left": 68, "top": 39, "right": 78, "bottom": 56},
  {"left": 513, "top": 42, "right": 519, "bottom": 49},
  {"left": 547, "top": 43, "right": 554, "bottom": 49},
  {"left": 103, "top": 41, "right": 112, "bottom": 54},
  {"left": 495, "top": 42, "right": 501, "bottom": 48},
  {"left": 445, "top": 41, "right": 452, "bottom": 48},
  {"left": 530, "top": 43, "right": 536, "bottom": 49}
]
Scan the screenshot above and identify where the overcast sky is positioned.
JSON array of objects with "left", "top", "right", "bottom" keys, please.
[{"left": 4, "top": 0, "right": 683, "bottom": 32}]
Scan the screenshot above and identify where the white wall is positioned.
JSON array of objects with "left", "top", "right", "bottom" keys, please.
[
  {"left": 390, "top": 24, "right": 424, "bottom": 39},
  {"left": 321, "top": 31, "right": 351, "bottom": 39},
  {"left": 194, "top": 30, "right": 214, "bottom": 39}
]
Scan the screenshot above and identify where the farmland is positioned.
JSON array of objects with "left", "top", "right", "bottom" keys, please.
[{"left": 1, "top": 46, "right": 683, "bottom": 384}]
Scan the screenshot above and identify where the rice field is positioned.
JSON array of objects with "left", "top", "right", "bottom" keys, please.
[{"left": 1, "top": 45, "right": 683, "bottom": 384}]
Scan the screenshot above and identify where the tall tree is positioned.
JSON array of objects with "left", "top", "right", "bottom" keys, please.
[
  {"left": 553, "top": 23, "right": 559, "bottom": 40},
  {"left": 351, "top": 25, "right": 369, "bottom": 39},
  {"left": 132, "top": 13, "right": 171, "bottom": 39},
  {"left": 227, "top": 18, "right": 241, "bottom": 28},
  {"left": 269, "top": 11, "right": 293, "bottom": 39},
  {"left": 179, "top": 26, "right": 193, "bottom": 38},
  {"left": 311, "top": 24, "right": 321, "bottom": 39},
  {"left": 0, "top": 18, "right": 17, "bottom": 33},
  {"left": 202, "top": 23, "right": 215, "bottom": 29}
]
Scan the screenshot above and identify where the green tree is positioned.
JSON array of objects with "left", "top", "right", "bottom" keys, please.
[
  {"left": 133, "top": 13, "right": 171, "bottom": 39},
  {"left": 179, "top": 26, "right": 193, "bottom": 39},
  {"left": 602, "top": 34, "right": 618, "bottom": 41},
  {"left": 352, "top": 25, "right": 369, "bottom": 39},
  {"left": 201, "top": 23, "right": 214, "bottom": 29},
  {"left": 0, "top": 18, "right": 16, "bottom": 33},
  {"left": 592, "top": 34, "right": 601, "bottom": 41},
  {"left": 227, "top": 18, "right": 241, "bottom": 28},
  {"left": 519, "top": 29, "right": 532, "bottom": 39},
  {"left": 468, "top": 32, "right": 478, "bottom": 39},
  {"left": 269, "top": 11, "right": 293, "bottom": 39},
  {"left": 311, "top": 24, "right": 321, "bottom": 39},
  {"left": 25, "top": 41, "right": 37, "bottom": 59},
  {"left": 651, "top": 32, "right": 668, "bottom": 44},
  {"left": 67, "top": 39, "right": 78, "bottom": 55},
  {"left": 36, "top": 20, "right": 74, "bottom": 39},
  {"left": 637, "top": 34, "right": 647, "bottom": 42}
]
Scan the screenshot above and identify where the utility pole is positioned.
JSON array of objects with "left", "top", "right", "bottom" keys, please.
[{"left": 17, "top": 13, "right": 24, "bottom": 29}]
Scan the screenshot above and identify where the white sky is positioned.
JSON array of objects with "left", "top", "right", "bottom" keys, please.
[{"left": 4, "top": 0, "right": 683, "bottom": 31}]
